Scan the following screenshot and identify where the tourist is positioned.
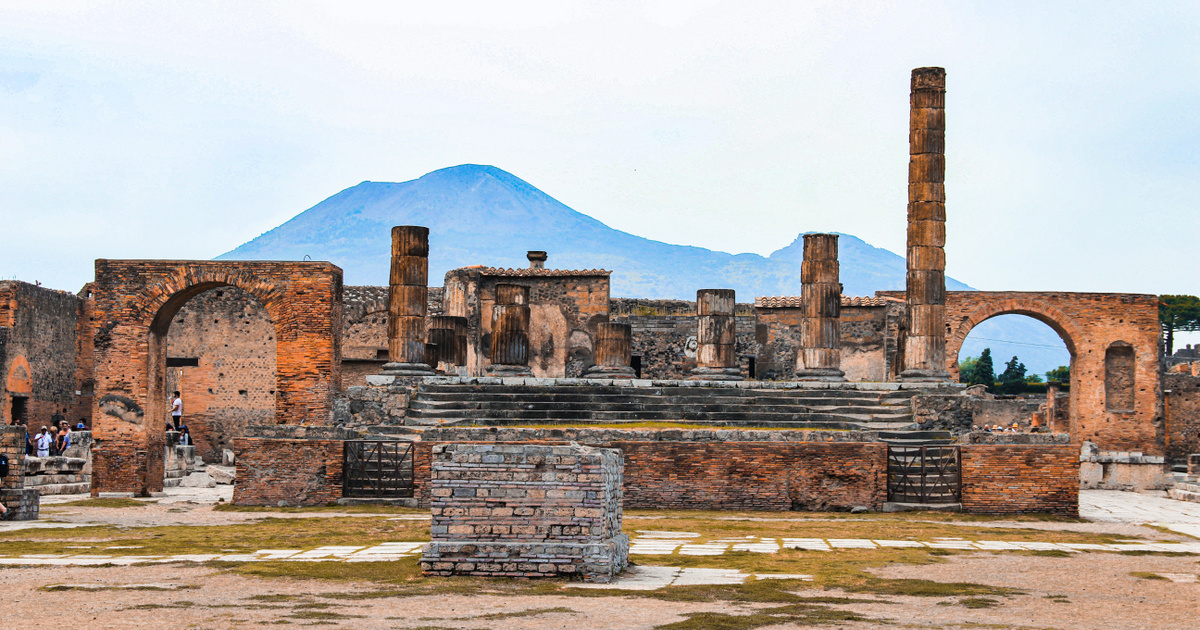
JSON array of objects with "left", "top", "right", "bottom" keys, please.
[
  {"left": 33, "top": 426, "right": 51, "bottom": 457},
  {"left": 22, "top": 420, "right": 32, "bottom": 456},
  {"left": 178, "top": 425, "right": 191, "bottom": 446},
  {"left": 48, "top": 425, "right": 60, "bottom": 456},
  {"left": 55, "top": 423, "right": 70, "bottom": 454},
  {"left": 170, "top": 391, "right": 183, "bottom": 430},
  {"left": 0, "top": 501, "right": 12, "bottom": 520},
  {"left": 76, "top": 420, "right": 87, "bottom": 431}
]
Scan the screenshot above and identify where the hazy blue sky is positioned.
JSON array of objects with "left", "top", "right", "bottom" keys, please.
[{"left": 2, "top": 1, "right": 1197, "bottom": 306}]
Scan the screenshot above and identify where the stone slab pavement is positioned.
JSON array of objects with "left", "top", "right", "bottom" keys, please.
[{"left": 1081, "top": 489, "right": 1200, "bottom": 538}]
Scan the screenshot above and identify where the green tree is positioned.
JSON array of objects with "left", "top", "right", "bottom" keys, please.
[
  {"left": 962, "top": 348, "right": 995, "bottom": 389},
  {"left": 1159, "top": 295, "right": 1200, "bottom": 356},
  {"left": 998, "top": 355, "right": 1027, "bottom": 394},
  {"left": 958, "top": 356, "right": 978, "bottom": 384},
  {"left": 1045, "top": 365, "right": 1070, "bottom": 385},
  {"left": 1025, "top": 372, "right": 1044, "bottom": 384}
]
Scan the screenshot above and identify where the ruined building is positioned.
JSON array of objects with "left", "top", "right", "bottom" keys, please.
[{"left": 0, "top": 67, "right": 1190, "bottom": 514}]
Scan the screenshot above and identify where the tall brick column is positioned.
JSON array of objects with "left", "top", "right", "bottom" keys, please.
[
  {"left": 583, "top": 322, "right": 636, "bottom": 379},
  {"left": 382, "top": 226, "right": 435, "bottom": 376},
  {"left": 901, "top": 67, "right": 951, "bottom": 381},
  {"left": 796, "top": 233, "right": 845, "bottom": 381},
  {"left": 487, "top": 284, "right": 533, "bottom": 377},
  {"left": 690, "top": 289, "right": 743, "bottom": 381}
]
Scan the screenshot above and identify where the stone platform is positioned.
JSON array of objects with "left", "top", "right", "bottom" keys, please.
[{"left": 419, "top": 442, "right": 628, "bottom": 582}]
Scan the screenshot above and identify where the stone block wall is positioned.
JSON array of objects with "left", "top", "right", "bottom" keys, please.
[
  {"left": 609, "top": 299, "right": 756, "bottom": 379},
  {"left": 959, "top": 443, "right": 1078, "bottom": 516},
  {"left": 232, "top": 437, "right": 344, "bottom": 506},
  {"left": 1, "top": 425, "right": 37, "bottom": 519},
  {"left": 754, "top": 299, "right": 903, "bottom": 382},
  {"left": 420, "top": 442, "right": 628, "bottom": 582}
]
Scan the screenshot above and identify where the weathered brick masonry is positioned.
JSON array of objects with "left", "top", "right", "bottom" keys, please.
[
  {"left": 880, "top": 290, "right": 1163, "bottom": 454},
  {"left": 0, "top": 281, "right": 90, "bottom": 428},
  {"left": 232, "top": 437, "right": 344, "bottom": 506},
  {"left": 420, "top": 443, "right": 628, "bottom": 582},
  {"left": 1, "top": 425, "right": 38, "bottom": 520},
  {"left": 959, "top": 444, "right": 1078, "bottom": 516},
  {"left": 414, "top": 429, "right": 888, "bottom": 512},
  {"left": 90, "top": 260, "right": 342, "bottom": 495}
]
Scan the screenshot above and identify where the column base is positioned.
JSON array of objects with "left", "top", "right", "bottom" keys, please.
[
  {"left": 485, "top": 364, "right": 534, "bottom": 377},
  {"left": 380, "top": 362, "right": 437, "bottom": 376},
  {"left": 581, "top": 365, "right": 636, "bottom": 379},
  {"left": 687, "top": 367, "right": 744, "bottom": 381},
  {"left": 794, "top": 368, "right": 846, "bottom": 382},
  {"left": 899, "top": 368, "right": 952, "bottom": 382}
]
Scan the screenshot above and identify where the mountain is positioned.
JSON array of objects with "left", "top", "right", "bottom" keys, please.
[
  {"left": 219, "top": 164, "right": 1068, "bottom": 374},
  {"left": 221, "top": 164, "right": 964, "bottom": 298}
]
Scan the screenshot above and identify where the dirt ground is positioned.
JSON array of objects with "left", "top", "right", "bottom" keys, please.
[{"left": 1, "top": 497, "right": 1197, "bottom": 629}]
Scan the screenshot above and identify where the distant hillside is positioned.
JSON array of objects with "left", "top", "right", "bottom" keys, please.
[{"left": 220, "top": 164, "right": 1067, "bottom": 374}]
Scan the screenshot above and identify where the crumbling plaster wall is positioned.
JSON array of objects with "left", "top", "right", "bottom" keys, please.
[{"left": 445, "top": 268, "right": 609, "bottom": 378}]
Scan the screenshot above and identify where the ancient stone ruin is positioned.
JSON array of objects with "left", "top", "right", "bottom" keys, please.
[{"left": 420, "top": 442, "right": 628, "bottom": 582}]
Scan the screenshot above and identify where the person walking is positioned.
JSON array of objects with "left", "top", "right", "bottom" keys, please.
[{"left": 169, "top": 391, "right": 184, "bottom": 431}]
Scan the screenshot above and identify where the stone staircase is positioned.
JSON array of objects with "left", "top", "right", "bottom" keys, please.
[
  {"left": 1166, "top": 455, "right": 1200, "bottom": 503},
  {"left": 402, "top": 382, "right": 919, "bottom": 430}
]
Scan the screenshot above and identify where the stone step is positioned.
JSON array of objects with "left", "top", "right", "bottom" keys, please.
[
  {"left": 30, "top": 482, "right": 91, "bottom": 496},
  {"left": 410, "top": 403, "right": 907, "bottom": 417},
  {"left": 1167, "top": 487, "right": 1200, "bottom": 503},
  {"left": 417, "top": 388, "right": 912, "bottom": 405},
  {"left": 407, "top": 408, "right": 911, "bottom": 422},
  {"left": 437, "top": 417, "right": 865, "bottom": 430}
]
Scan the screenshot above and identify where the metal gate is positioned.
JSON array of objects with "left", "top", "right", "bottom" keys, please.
[
  {"left": 342, "top": 440, "right": 414, "bottom": 498},
  {"left": 886, "top": 445, "right": 961, "bottom": 504}
]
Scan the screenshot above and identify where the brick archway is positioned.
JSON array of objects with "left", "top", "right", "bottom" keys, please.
[
  {"left": 90, "top": 260, "right": 343, "bottom": 495},
  {"left": 944, "top": 297, "right": 1083, "bottom": 380}
]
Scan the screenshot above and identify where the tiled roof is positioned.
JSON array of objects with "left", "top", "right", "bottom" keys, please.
[
  {"left": 475, "top": 267, "right": 611, "bottom": 277},
  {"left": 754, "top": 295, "right": 896, "bottom": 308}
]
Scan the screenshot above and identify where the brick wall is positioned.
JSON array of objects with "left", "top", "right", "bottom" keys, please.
[
  {"left": 1164, "top": 372, "right": 1200, "bottom": 466},
  {"left": 164, "top": 286, "right": 276, "bottom": 461},
  {"left": 231, "top": 437, "right": 344, "bottom": 506},
  {"left": 89, "top": 260, "right": 342, "bottom": 494},
  {"left": 930, "top": 291, "right": 1162, "bottom": 455},
  {"left": 0, "top": 427, "right": 37, "bottom": 520},
  {"left": 420, "top": 443, "right": 627, "bottom": 582},
  {"left": 414, "top": 430, "right": 888, "bottom": 512},
  {"left": 0, "top": 281, "right": 89, "bottom": 428},
  {"left": 959, "top": 444, "right": 1078, "bottom": 516}
]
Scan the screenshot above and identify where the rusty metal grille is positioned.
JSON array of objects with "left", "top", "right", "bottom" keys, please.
[
  {"left": 887, "top": 445, "right": 961, "bottom": 504},
  {"left": 343, "top": 441, "right": 414, "bottom": 498}
]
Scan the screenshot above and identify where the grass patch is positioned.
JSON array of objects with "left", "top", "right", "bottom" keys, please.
[
  {"left": 1130, "top": 572, "right": 1168, "bottom": 580},
  {"left": 1027, "top": 550, "right": 1072, "bottom": 558},
  {"left": 51, "top": 498, "right": 150, "bottom": 508},
  {"left": 285, "top": 611, "right": 363, "bottom": 620},
  {"left": 1119, "top": 550, "right": 1198, "bottom": 557},
  {"left": 248, "top": 594, "right": 305, "bottom": 602},
  {"left": 957, "top": 597, "right": 1001, "bottom": 609}
]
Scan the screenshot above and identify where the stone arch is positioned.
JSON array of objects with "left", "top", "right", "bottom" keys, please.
[
  {"left": 90, "top": 259, "right": 342, "bottom": 495},
  {"left": 945, "top": 298, "right": 1083, "bottom": 379}
]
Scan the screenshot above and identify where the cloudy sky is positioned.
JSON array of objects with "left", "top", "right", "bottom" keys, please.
[{"left": 2, "top": 1, "right": 1197, "bottom": 304}]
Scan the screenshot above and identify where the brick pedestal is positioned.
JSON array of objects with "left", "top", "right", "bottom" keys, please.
[{"left": 420, "top": 443, "right": 628, "bottom": 582}]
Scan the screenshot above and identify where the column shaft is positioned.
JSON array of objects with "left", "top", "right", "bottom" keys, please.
[
  {"left": 902, "top": 67, "right": 950, "bottom": 381},
  {"left": 797, "top": 233, "right": 845, "bottom": 381},
  {"left": 384, "top": 226, "right": 435, "bottom": 375},
  {"left": 690, "top": 289, "right": 743, "bottom": 380}
]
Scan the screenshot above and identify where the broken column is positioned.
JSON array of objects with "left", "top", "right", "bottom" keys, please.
[
  {"left": 428, "top": 315, "right": 468, "bottom": 372},
  {"left": 796, "top": 233, "right": 845, "bottom": 381},
  {"left": 901, "top": 67, "right": 951, "bottom": 381},
  {"left": 583, "top": 322, "right": 636, "bottom": 379},
  {"left": 381, "top": 226, "right": 435, "bottom": 376},
  {"left": 527, "top": 250, "right": 548, "bottom": 269},
  {"left": 486, "top": 283, "right": 533, "bottom": 377},
  {"left": 420, "top": 442, "right": 629, "bottom": 582},
  {"left": 689, "top": 289, "right": 743, "bottom": 381}
]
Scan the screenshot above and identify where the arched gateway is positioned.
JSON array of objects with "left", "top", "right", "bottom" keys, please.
[
  {"left": 90, "top": 260, "right": 343, "bottom": 495},
  {"left": 942, "top": 291, "right": 1161, "bottom": 453}
]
